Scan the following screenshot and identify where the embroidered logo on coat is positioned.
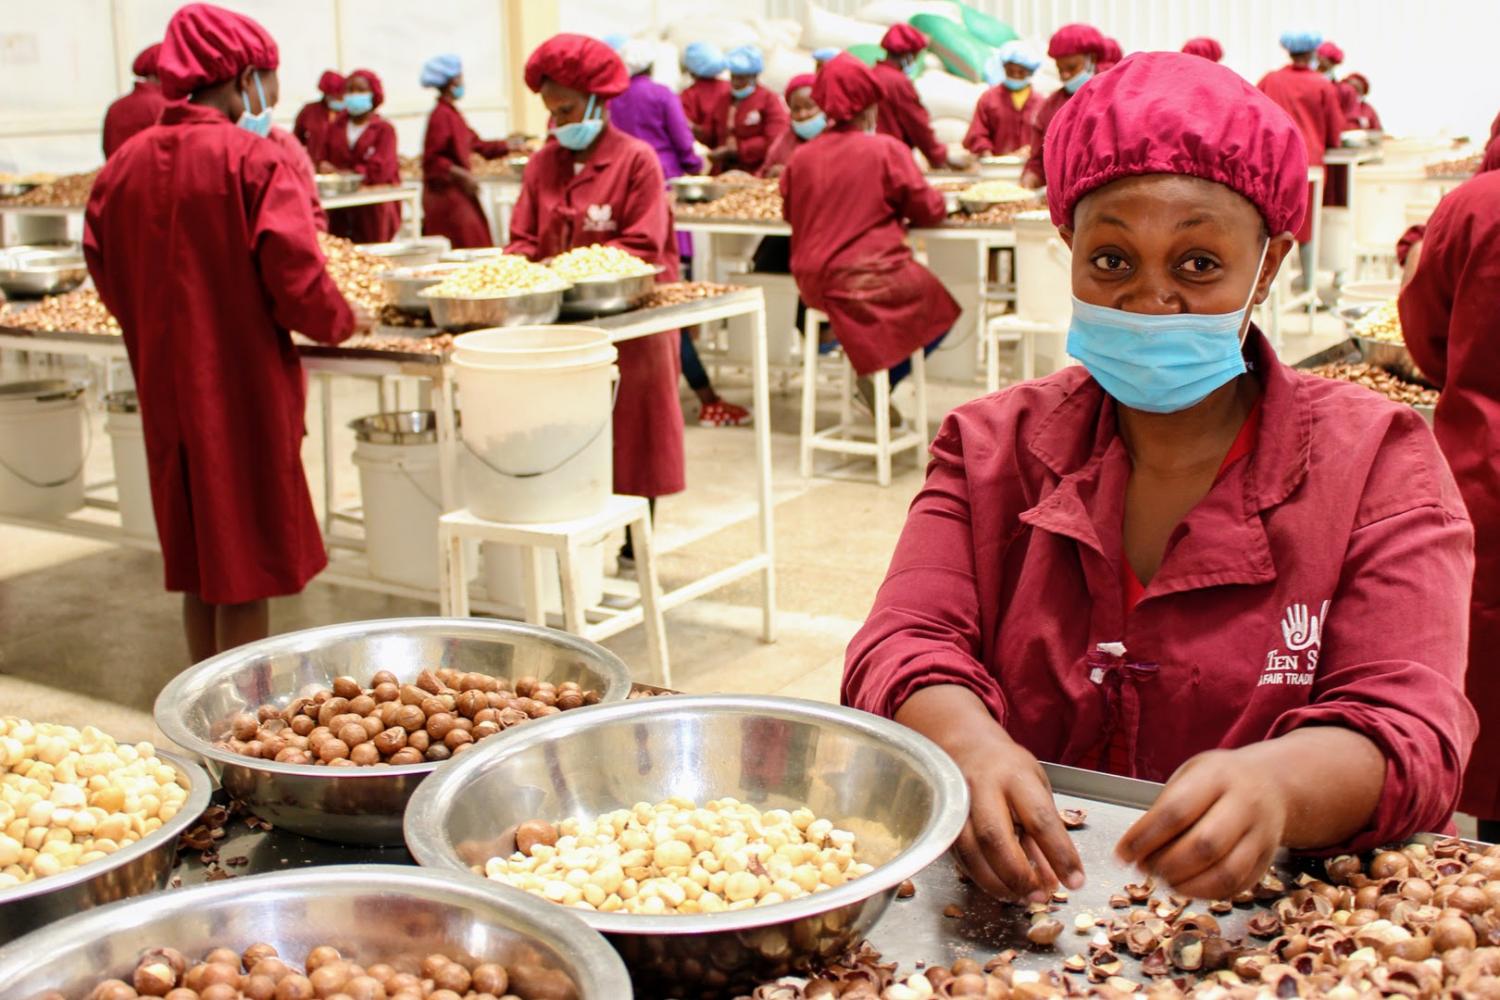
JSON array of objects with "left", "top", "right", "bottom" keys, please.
[
  {"left": 744, "top": 110, "right": 762, "bottom": 127},
  {"left": 1258, "top": 600, "right": 1329, "bottom": 686},
  {"left": 583, "top": 204, "right": 616, "bottom": 232}
]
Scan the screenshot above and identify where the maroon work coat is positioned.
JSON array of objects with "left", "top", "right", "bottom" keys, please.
[
  {"left": 680, "top": 78, "right": 730, "bottom": 135},
  {"left": 845, "top": 331, "right": 1477, "bottom": 852},
  {"left": 964, "top": 85, "right": 1039, "bottom": 157},
  {"left": 702, "top": 85, "right": 789, "bottom": 176},
  {"left": 506, "top": 124, "right": 685, "bottom": 499},
  {"left": 293, "top": 99, "right": 336, "bottom": 154},
  {"left": 422, "top": 98, "right": 508, "bottom": 248},
  {"left": 84, "top": 103, "right": 355, "bottom": 604},
  {"left": 1258, "top": 66, "right": 1344, "bottom": 238},
  {"left": 323, "top": 113, "right": 402, "bottom": 244},
  {"left": 780, "top": 125, "right": 959, "bottom": 375},
  {"left": 757, "top": 129, "right": 807, "bottom": 177},
  {"left": 103, "top": 82, "right": 168, "bottom": 159},
  {"left": 1022, "top": 88, "right": 1073, "bottom": 188},
  {"left": 872, "top": 60, "right": 948, "bottom": 169},
  {"left": 1399, "top": 170, "right": 1500, "bottom": 820}
]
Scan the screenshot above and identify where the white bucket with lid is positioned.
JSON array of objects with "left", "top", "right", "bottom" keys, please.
[
  {"left": 0, "top": 379, "right": 87, "bottom": 517},
  {"left": 104, "top": 391, "right": 156, "bottom": 540},
  {"left": 350, "top": 411, "right": 476, "bottom": 590},
  {"left": 1013, "top": 210, "right": 1072, "bottom": 328},
  {"left": 452, "top": 326, "right": 618, "bottom": 524}
]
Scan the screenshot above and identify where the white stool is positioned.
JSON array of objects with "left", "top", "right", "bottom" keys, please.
[
  {"left": 982, "top": 315, "right": 1048, "bottom": 392},
  {"left": 799, "top": 308, "right": 928, "bottom": 487},
  {"left": 438, "top": 495, "right": 671, "bottom": 687}
]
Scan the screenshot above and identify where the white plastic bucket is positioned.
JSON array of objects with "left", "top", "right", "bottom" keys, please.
[
  {"left": 1338, "top": 280, "right": 1400, "bottom": 309},
  {"left": 481, "top": 541, "right": 606, "bottom": 615},
  {"left": 1013, "top": 211, "right": 1072, "bottom": 327},
  {"left": 0, "top": 380, "right": 87, "bottom": 518},
  {"left": 452, "top": 327, "right": 618, "bottom": 524},
  {"left": 104, "top": 391, "right": 155, "bottom": 540},
  {"left": 350, "top": 411, "right": 475, "bottom": 590}
]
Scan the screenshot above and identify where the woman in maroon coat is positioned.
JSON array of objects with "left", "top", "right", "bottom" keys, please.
[
  {"left": 506, "top": 34, "right": 685, "bottom": 507},
  {"left": 703, "top": 45, "right": 789, "bottom": 176},
  {"left": 847, "top": 53, "right": 1474, "bottom": 903},
  {"left": 84, "top": 3, "right": 361, "bottom": 661},
  {"left": 1020, "top": 23, "right": 1105, "bottom": 188},
  {"left": 420, "top": 53, "right": 510, "bottom": 248},
  {"left": 871, "top": 24, "right": 948, "bottom": 170},
  {"left": 292, "top": 70, "right": 343, "bottom": 154},
  {"left": 679, "top": 41, "right": 729, "bottom": 144},
  {"left": 103, "top": 44, "right": 169, "bottom": 158},
  {"left": 319, "top": 68, "right": 401, "bottom": 243}
]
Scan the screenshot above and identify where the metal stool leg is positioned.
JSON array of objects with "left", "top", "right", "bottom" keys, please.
[{"left": 629, "top": 508, "right": 671, "bottom": 689}]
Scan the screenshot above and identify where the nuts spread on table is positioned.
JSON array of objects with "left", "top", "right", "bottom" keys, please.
[
  {"left": 40, "top": 941, "right": 572, "bottom": 1000},
  {"left": 959, "top": 180, "right": 1036, "bottom": 204},
  {"left": 547, "top": 244, "right": 657, "bottom": 282},
  {"left": 316, "top": 232, "right": 393, "bottom": 312},
  {"left": 1351, "top": 299, "right": 1402, "bottom": 343},
  {"left": 215, "top": 671, "right": 600, "bottom": 767},
  {"left": 0, "top": 169, "right": 99, "bottom": 206},
  {"left": 480, "top": 797, "right": 875, "bottom": 914},
  {"left": 632, "top": 281, "right": 744, "bottom": 311},
  {"left": 1, "top": 288, "right": 121, "bottom": 335},
  {"left": 674, "top": 182, "right": 784, "bottom": 221},
  {"left": 338, "top": 330, "right": 455, "bottom": 356},
  {"left": 1425, "top": 153, "right": 1482, "bottom": 178},
  {"left": 1306, "top": 362, "right": 1439, "bottom": 406},
  {"left": 424, "top": 255, "right": 569, "bottom": 297},
  {"left": 0, "top": 718, "right": 189, "bottom": 888}
]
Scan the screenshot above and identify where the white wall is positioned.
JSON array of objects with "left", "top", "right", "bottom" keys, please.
[
  {"left": 571, "top": 0, "right": 1499, "bottom": 141},
  {"left": 0, "top": 0, "right": 514, "bottom": 175}
]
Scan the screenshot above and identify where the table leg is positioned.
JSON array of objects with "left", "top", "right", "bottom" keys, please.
[
  {"left": 432, "top": 367, "right": 458, "bottom": 511},
  {"left": 746, "top": 296, "right": 777, "bottom": 643}
]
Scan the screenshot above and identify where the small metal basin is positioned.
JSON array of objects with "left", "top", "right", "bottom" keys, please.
[
  {"left": 316, "top": 172, "right": 364, "bottom": 198},
  {"left": 420, "top": 285, "right": 566, "bottom": 330},
  {"left": 670, "top": 176, "right": 727, "bottom": 203},
  {"left": 382, "top": 263, "right": 469, "bottom": 314},
  {"left": 560, "top": 267, "right": 664, "bottom": 317},
  {"left": 0, "top": 243, "right": 88, "bottom": 296}
]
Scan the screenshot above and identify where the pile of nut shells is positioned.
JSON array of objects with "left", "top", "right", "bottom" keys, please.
[
  {"left": 317, "top": 232, "right": 393, "bottom": 313},
  {"left": 214, "top": 670, "right": 600, "bottom": 767},
  {"left": 1424, "top": 154, "right": 1481, "bottom": 179},
  {"left": 44, "top": 940, "right": 563, "bottom": 1000},
  {"left": 339, "top": 331, "right": 455, "bottom": 356},
  {"left": 1, "top": 288, "right": 121, "bottom": 335},
  {"left": 736, "top": 838, "right": 1500, "bottom": 999},
  {"left": 1306, "top": 363, "right": 1439, "bottom": 407},
  {"left": 0, "top": 169, "right": 99, "bottom": 206},
  {"left": 631, "top": 282, "right": 745, "bottom": 311},
  {"left": 674, "top": 183, "right": 784, "bottom": 221}
]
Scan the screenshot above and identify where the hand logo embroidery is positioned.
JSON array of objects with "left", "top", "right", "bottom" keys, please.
[{"left": 1281, "top": 600, "right": 1329, "bottom": 652}]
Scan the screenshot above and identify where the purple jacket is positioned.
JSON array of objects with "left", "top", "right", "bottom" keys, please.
[{"left": 610, "top": 74, "right": 702, "bottom": 180}]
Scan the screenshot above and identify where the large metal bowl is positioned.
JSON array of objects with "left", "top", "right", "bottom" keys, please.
[
  {"left": 0, "top": 748, "right": 211, "bottom": 944},
  {"left": 1355, "top": 334, "right": 1427, "bottom": 384},
  {"left": 0, "top": 243, "right": 88, "bottom": 296},
  {"left": 0, "top": 865, "right": 632, "bottom": 999},
  {"left": 670, "top": 176, "right": 727, "bottom": 203},
  {"left": 404, "top": 694, "right": 969, "bottom": 997},
  {"left": 420, "top": 286, "right": 566, "bottom": 330},
  {"left": 316, "top": 172, "right": 364, "bottom": 198},
  {"left": 154, "top": 618, "right": 633, "bottom": 846},
  {"left": 383, "top": 263, "right": 469, "bottom": 314},
  {"left": 560, "top": 267, "right": 665, "bottom": 317},
  {"left": 362, "top": 236, "right": 451, "bottom": 270}
]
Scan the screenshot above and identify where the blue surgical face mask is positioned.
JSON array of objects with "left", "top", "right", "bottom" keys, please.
[
  {"left": 791, "top": 112, "right": 826, "bottom": 141},
  {"left": 344, "top": 92, "right": 374, "bottom": 116},
  {"left": 1062, "top": 67, "right": 1093, "bottom": 94},
  {"left": 905, "top": 58, "right": 922, "bottom": 80},
  {"left": 449, "top": 83, "right": 465, "bottom": 100},
  {"left": 552, "top": 94, "right": 604, "bottom": 151},
  {"left": 328, "top": 98, "right": 346, "bottom": 111},
  {"left": 1066, "top": 240, "right": 1269, "bottom": 414},
  {"left": 238, "top": 71, "right": 274, "bottom": 138},
  {"left": 731, "top": 83, "right": 756, "bottom": 100},
  {"left": 1002, "top": 76, "right": 1031, "bottom": 91}
]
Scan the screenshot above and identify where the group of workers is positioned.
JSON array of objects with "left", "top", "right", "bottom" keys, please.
[{"left": 82, "top": 2, "right": 1500, "bottom": 896}]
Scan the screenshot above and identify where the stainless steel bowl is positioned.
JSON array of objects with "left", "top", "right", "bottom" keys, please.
[
  {"left": 420, "top": 286, "right": 566, "bottom": 330},
  {"left": 560, "top": 267, "right": 664, "bottom": 317},
  {"left": 154, "top": 618, "right": 633, "bottom": 846},
  {"left": 0, "top": 244, "right": 88, "bottom": 296},
  {"left": 670, "top": 176, "right": 726, "bottom": 204},
  {"left": 404, "top": 694, "right": 969, "bottom": 997},
  {"left": 440, "top": 247, "right": 511, "bottom": 264},
  {"left": 316, "top": 172, "right": 364, "bottom": 198},
  {"left": 1356, "top": 334, "right": 1427, "bottom": 384},
  {"left": 363, "top": 236, "right": 451, "bottom": 270},
  {"left": 506, "top": 154, "right": 532, "bottom": 173},
  {"left": 0, "top": 182, "right": 37, "bottom": 199},
  {"left": 383, "top": 263, "right": 469, "bottom": 314},
  {"left": 0, "top": 865, "right": 632, "bottom": 999},
  {"left": 0, "top": 748, "right": 211, "bottom": 944}
]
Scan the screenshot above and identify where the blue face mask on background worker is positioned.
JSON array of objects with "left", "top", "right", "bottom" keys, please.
[
  {"left": 552, "top": 94, "right": 603, "bottom": 150},
  {"left": 238, "top": 71, "right": 273, "bottom": 137}
]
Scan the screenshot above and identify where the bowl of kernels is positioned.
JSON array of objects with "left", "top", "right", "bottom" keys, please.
[
  {"left": 548, "top": 245, "right": 663, "bottom": 317},
  {"left": 403, "top": 695, "right": 968, "bottom": 997},
  {"left": 0, "top": 719, "right": 211, "bottom": 944},
  {"left": 418, "top": 256, "right": 572, "bottom": 330}
]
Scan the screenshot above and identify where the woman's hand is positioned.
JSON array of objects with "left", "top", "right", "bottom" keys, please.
[
  {"left": 895, "top": 685, "right": 1084, "bottom": 902},
  {"left": 449, "top": 165, "right": 479, "bottom": 197},
  {"left": 1115, "top": 747, "right": 1287, "bottom": 900}
]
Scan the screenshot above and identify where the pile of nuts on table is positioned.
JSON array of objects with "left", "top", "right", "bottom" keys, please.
[
  {"left": 0, "top": 718, "right": 189, "bottom": 888},
  {"left": 947, "top": 201, "right": 1044, "bottom": 228},
  {"left": 738, "top": 838, "right": 1500, "bottom": 999},
  {"left": 425, "top": 255, "right": 569, "bottom": 297},
  {"left": 0, "top": 169, "right": 99, "bottom": 206},
  {"left": 1352, "top": 300, "right": 1402, "bottom": 343},
  {"left": 1425, "top": 153, "right": 1482, "bottom": 178},
  {"left": 216, "top": 671, "right": 600, "bottom": 767},
  {"left": 481, "top": 797, "right": 874, "bottom": 915},
  {"left": 959, "top": 180, "right": 1038, "bottom": 205},
  {"left": 548, "top": 244, "right": 658, "bottom": 281},
  {"left": 316, "top": 232, "right": 393, "bottom": 312},
  {"left": 46, "top": 940, "right": 569, "bottom": 1000},
  {"left": 338, "top": 331, "right": 455, "bottom": 356},
  {"left": 378, "top": 303, "right": 439, "bottom": 330},
  {"left": 0, "top": 287, "right": 121, "bottom": 335},
  {"left": 1306, "top": 362, "right": 1439, "bottom": 406},
  {"left": 675, "top": 183, "right": 784, "bottom": 221},
  {"left": 632, "top": 281, "right": 745, "bottom": 310}
]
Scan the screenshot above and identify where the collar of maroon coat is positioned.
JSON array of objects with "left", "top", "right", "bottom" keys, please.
[
  {"left": 1016, "top": 328, "right": 1310, "bottom": 598},
  {"left": 159, "top": 102, "right": 233, "bottom": 127}
]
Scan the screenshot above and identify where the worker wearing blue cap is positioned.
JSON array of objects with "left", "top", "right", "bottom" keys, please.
[
  {"left": 419, "top": 53, "right": 512, "bottom": 247},
  {"left": 702, "top": 45, "right": 789, "bottom": 175},
  {"left": 679, "top": 41, "right": 728, "bottom": 143}
]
